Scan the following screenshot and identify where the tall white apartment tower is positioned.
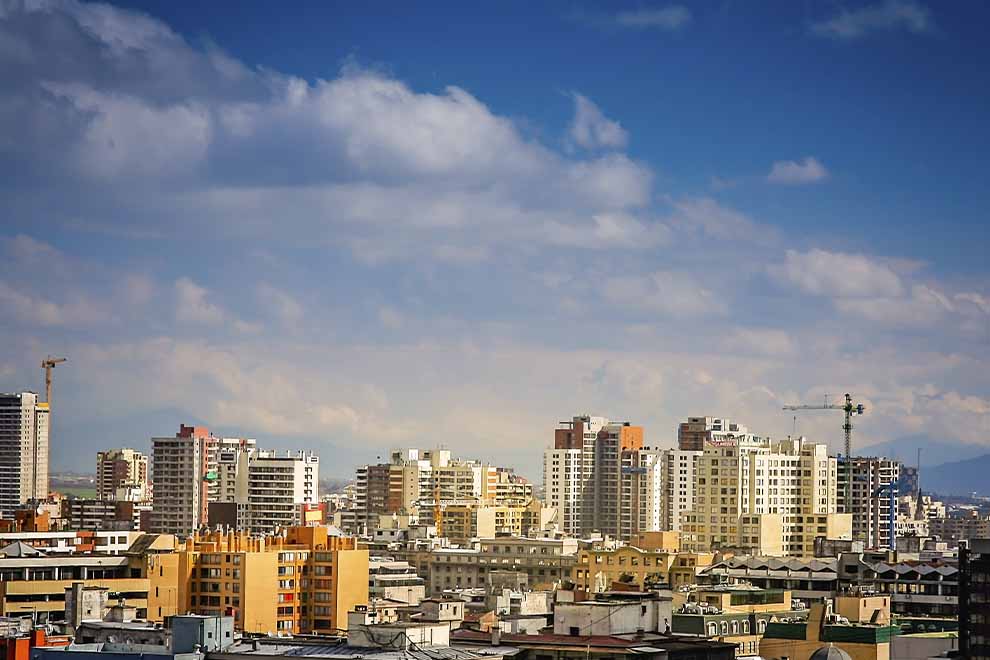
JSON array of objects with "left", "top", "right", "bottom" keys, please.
[
  {"left": 0, "top": 392, "right": 49, "bottom": 516},
  {"left": 543, "top": 447, "right": 583, "bottom": 535},
  {"left": 661, "top": 449, "right": 702, "bottom": 531},
  {"left": 838, "top": 457, "right": 901, "bottom": 549},
  {"left": 215, "top": 445, "right": 319, "bottom": 532}
]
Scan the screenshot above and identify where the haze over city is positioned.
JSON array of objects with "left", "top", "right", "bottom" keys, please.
[{"left": 2, "top": 0, "right": 989, "bottom": 478}]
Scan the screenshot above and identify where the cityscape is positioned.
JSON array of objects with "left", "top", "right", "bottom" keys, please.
[{"left": 2, "top": 2, "right": 989, "bottom": 660}]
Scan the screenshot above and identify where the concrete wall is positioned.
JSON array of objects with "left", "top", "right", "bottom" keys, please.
[{"left": 890, "top": 635, "right": 958, "bottom": 660}]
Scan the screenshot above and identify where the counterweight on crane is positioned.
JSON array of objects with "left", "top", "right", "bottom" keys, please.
[{"left": 782, "top": 393, "right": 865, "bottom": 457}]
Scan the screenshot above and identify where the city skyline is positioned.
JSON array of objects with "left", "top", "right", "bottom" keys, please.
[{"left": 2, "top": 1, "right": 989, "bottom": 477}]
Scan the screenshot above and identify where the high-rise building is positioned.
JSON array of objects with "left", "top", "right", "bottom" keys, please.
[
  {"left": 213, "top": 446, "right": 319, "bottom": 532},
  {"left": 960, "top": 538, "right": 990, "bottom": 660},
  {"left": 150, "top": 425, "right": 217, "bottom": 536},
  {"left": 661, "top": 449, "right": 702, "bottom": 531},
  {"left": 681, "top": 436, "right": 850, "bottom": 556},
  {"left": 0, "top": 392, "right": 49, "bottom": 516},
  {"left": 543, "top": 415, "right": 644, "bottom": 538},
  {"left": 837, "top": 457, "right": 901, "bottom": 550},
  {"left": 677, "top": 417, "right": 766, "bottom": 452},
  {"left": 96, "top": 448, "right": 149, "bottom": 501},
  {"left": 345, "top": 448, "right": 523, "bottom": 535}
]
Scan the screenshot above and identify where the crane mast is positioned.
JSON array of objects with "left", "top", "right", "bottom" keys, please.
[{"left": 41, "top": 355, "right": 67, "bottom": 405}]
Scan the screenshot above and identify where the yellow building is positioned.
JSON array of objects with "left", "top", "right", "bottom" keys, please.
[
  {"left": 0, "top": 533, "right": 179, "bottom": 624},
  {"left": 760, "top": 602, "right": 899, "bottom": 660},
  {"left": 177, "top": 526, "right": 368, "bottom": 635},
  {"left": 572, "top": 545, "right": 717, "bottom": 593},
  {"left": 439, "top": 499, "right": 554, "bottom": 544},
  {"left": 681, "top": 437, "right": 852, "bottom": 557}
]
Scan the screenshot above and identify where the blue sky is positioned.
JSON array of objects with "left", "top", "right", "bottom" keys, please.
[{"left": 1, "top": 0, "right": 988, "bottom": 477}]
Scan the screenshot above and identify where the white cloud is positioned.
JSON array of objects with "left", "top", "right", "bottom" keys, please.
[
  {"left": 257, "top": 283, "right": 303, "bottom": 326},
  {"left": 955, "top": 292, "right": 990, "bottom": 316},
  {"left": 613, "top": 7, "right": 692, "bottom": 31},
  {"left": 835, "top": 284, "right": 954, "bottom": 326},
  {"left": 767, "top": 157, "right": 829, "bottom": 185},
  {"left": 0, "top": 282, "right": 64, "bottom": 326},
  {"left": 725, "top": 328, "right": 798, "bottom": 357},
  {"left": 175, "top": 277, "right": 225, "bottom": 325},
  {"left": 811, "top": 0, "right": 933, "bottom": 39},
  {"left": 669, "top": 197, "right": 773, "bottom": 243},
  {"left": 601, "top": 271, "right": 727, "bottom": 318},
  {"left": 569, "top": 94, "right": 629, "bottom": 150},
  {"left": 771, "top": 249, "right": 904, "bottom": 298},
  {"left": 42, "top": 83, "right": 211, "bottom": 180}
]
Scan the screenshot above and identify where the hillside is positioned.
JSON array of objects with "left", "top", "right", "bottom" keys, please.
[{"left": 922, "top": 454, "right": 990, "bottom": 497}]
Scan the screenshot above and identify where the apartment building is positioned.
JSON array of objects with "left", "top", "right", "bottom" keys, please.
[
  {"left": 178, "top": 526, "right": 367, "bottom": 634},
  {"left": 543, "top": 416, "right": 644, "bottom": 538},
  {"left": 681, "top": 436, "right": 850, "bottom": 556},
  {"left": 678, "top": 417, "right": 766, "bottom": 452},
  {"left": 368, "top": 556, "right": 426, "bottom": 604},
  {"left": 389, "top": 536, "right": 578, "bottom": 596},
  {"left": 0, "top": 392, "right": 49, "bottom": 516},
  {"left": 96, "top": 448, "right": 149, "bottom": 502},
  {"left": 438, "top": 499, "right": 555, "bottom": 543},
  {"left": 150, "top": 425, "right": 216, "bottom": 536},
  {"left": 960, "top": 538, "right": 990, "bottom": 660},
  {"left": 662, "top": 449, "right": 702, "bottom": 531},
  {"left": 838, "top": 457, "right": 901, "bottom": 550},
  {"left": 213, "top": 446, "right": 319, "bottom": 532},
  {"left": 347, "top": 448, "right": 524, "bottom": 535},
  {"left": 571, "top": 543, "right": 717, "bottom": 593},
  {"left": 0, "top": 532, "right": 179, "bottom": 623}
]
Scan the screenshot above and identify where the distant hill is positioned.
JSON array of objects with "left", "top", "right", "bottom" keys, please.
[
  {"left": 857, "top": 434, "right": 987, "bottom": 467},
  {"left": 922, "top": 454, "right": 990, "bottom": 497}
]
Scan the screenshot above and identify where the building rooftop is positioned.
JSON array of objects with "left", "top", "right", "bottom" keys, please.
[
  {"left": 451, "top": 629, "right": 736, "bottom": 653},
  {"left": 218, "top": 641, "right": 496, "bottom": 660}
]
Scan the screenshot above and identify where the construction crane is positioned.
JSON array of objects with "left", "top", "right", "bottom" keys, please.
[
  {"left": 40, "top": 356, "right": 67, "bottom": 405},
  {"left": 782, "top": 393, "right": 865, "bottom": 458}
]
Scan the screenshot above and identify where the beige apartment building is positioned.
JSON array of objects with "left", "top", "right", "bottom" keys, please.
[
  {"left": 96, "top": 448, "right": 149, "bottom": 501},
  {"left": 681, "top": 436, "right": 851, "bottom": 556}
]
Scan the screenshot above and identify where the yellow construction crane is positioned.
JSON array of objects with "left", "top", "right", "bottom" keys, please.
[
  {"left": 783, "top": 392, "right": 865, "bottom": 457},
  {"left": 41, "top": 356, "right": 67, "bottom": 405}
]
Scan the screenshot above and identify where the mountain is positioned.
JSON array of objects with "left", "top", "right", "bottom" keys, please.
[
  {"left": 857, "top": 434, "right": 988, "bottom": 467},
  {"left": 922, "top": 454, "right": 990, "bottom": 497}
]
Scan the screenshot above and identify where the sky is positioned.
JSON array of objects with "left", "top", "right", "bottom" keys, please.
[{"left": 1, "top": 0, "right": 988, "bottom": 478}]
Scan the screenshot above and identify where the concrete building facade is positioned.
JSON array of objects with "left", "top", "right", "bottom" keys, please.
[
  {"left": 95, "top": 449, "right": 149, "bottom": 502},
  {"left": 0, "top": 393, "right": 49, "bottom": 516},
  {"left": 838, "top": 457, "right": 901, "bottom": 550},
  {"left": 681, "top": 437, "right": 850, "bottom": 556}
]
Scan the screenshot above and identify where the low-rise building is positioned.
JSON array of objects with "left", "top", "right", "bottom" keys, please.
[
  {"left": 702, "top": 556, "right": 840, "bottom": 602},
  {"left": 368, "top": 557, "right": 426, "bottom": 605},
  {"left": 554, "top": 591, "right": 674, "bottom": 636},
  {"left": 759, "top": 600, "right": 900, "bottom": 660}
]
